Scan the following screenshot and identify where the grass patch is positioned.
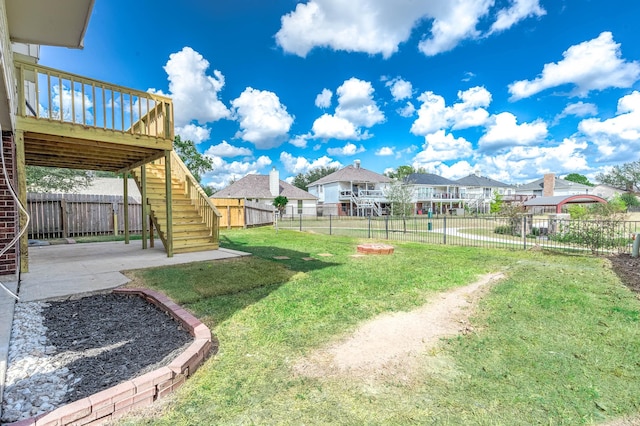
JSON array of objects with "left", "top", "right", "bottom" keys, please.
[{"left": 119, "top": 227, "right": 640, "bottom": 425}]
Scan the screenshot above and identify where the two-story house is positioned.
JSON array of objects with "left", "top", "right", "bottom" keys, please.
[
  {"left": 454, "top": 173, "right": 517, "bottom": 213},
  {"left": 404, "top": 173, "right": 462, "bottom": 214},
  {"left": 307, "top": 160, "right": 391, "bottom": 216}
]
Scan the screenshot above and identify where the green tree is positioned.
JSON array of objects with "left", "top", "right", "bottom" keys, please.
[
  {"left": 26, "top": 166, "right": 94, "bottom": 193},
  {"left": 384, "top": 181, "right": 414, "bottom": 217},
  {"left": 564, "top": 173, "right": 594, "bottom": 186},
  {"left": 292, "top": 166, "right": 339, "bottom": 191},
  {"left": 385, "top": 165, "right": 426, "bottom": 181},
  {"left": 490, "top": 190, "right": 503, "bottom": 214},
  {"left": 596, "top": 160, "right": 640, "bottom": 192},
  {"left": 173, "top": 135, "right": 213, "bottom": 183},
  {"left": 273, "top": 195, "right": 288, "bottom": 218},
  {"left": 619, "top": 192, "right": 640, "bottom": 208}
]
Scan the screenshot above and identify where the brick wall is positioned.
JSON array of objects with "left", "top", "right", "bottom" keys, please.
[{"left": 0, "top": 131, "right": 18, "bottom": 276}]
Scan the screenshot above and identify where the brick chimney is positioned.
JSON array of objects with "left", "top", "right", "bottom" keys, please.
[
  {"left": 543, "top": 173, "right": 555, "bottom": 197},
  {"left": 269, "top": 168, "right": 279, "bottom": 197}
]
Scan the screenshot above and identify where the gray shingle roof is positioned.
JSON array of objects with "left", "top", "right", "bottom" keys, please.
[
  {"left": 404, "top": 173, "right": 458, "bottom": 186},
  {"left": 213, "top": 175, "right": 317, "bottom": 200},
  {"left": 455, "top": 174, "right": 512, "bottom": 188},
  {"left": 308, "top": 165, "right": 392, "bottom": 186},
  {"left": 517, "top": 177, "right": 592, "bottom": 192}
]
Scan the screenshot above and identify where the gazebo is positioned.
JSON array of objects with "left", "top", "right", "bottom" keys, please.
[{"left": 523, "top": 195, "right": 608, "bottom": 213}]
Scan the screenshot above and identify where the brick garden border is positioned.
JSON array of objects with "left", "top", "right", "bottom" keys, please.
[{"left": 8, "top": 289, "right": 216, "bottom": 426}]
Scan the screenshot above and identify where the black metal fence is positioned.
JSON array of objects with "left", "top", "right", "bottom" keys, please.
[{"left": 276, "top": 214, "right": 640, "bottom": 255}]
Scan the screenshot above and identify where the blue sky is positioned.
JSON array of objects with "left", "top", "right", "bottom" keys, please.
[{"left": 40, "top": 0, "right": 640, "bottom": 189}]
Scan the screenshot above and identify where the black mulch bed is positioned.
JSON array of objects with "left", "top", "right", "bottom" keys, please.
[
  {"left": 42, "top": 293, "right": 193, "bottom": 404},
  {"left": 609, "top": 254, "right": 640, "bottom": 293}
]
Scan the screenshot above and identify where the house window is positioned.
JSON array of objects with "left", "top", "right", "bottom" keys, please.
[
  {"left": 319, "top": 185, "right": 323, "bottom": 194},
  {"left": 298, "top": 200, "right": 303, "bottom": 214}
]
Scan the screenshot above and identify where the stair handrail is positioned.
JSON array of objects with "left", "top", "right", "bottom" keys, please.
[{"left": 169, "top": 151, "right": 221, "bottom": 215}]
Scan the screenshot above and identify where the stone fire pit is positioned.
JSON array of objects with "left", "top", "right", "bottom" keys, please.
[{"left": 356, "top": 243, "right": 394, "bottom": 255}]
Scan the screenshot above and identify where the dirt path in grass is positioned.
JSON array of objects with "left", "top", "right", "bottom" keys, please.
[{"left": 294, "top": 272, "right": 505, "bottom": 382}]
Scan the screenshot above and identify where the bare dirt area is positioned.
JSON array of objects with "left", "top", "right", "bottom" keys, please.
[
  {"left": 608, "top": 254, "right": 640, "bottom": 293},
  {"left": 294, "top": 272, "right": 505, "bottom": 382}
]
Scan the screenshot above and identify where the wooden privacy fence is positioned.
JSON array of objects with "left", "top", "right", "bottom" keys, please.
[
  {"left": 27, "top": 193, "right": 142, "bottom": 239},
  {"left": 211, "top": 198, "right": 274, "bottom": 229}
]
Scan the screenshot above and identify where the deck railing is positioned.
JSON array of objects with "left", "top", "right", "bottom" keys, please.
[{"left": 15, "top": 59, "right": 174, "bottom": 140}]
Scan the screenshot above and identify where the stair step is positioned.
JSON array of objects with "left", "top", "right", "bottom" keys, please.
[
  {"left": 173, "top": 242, "right": 220, "bottom": 254},
  {"left": 173, "top": 236, "right": 214, "bottom": 247},
  {"left": 147, "top": 198, "right": 194, "bottom": 205},
  {"left": 151, "top": 207, "right": 200, "bottom": 216},
  {"left": 173, "top": 229, "right": 211, "bottom": 238}
]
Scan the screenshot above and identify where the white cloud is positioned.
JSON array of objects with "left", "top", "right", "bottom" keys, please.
[
  {"left": 411, "top": 86, "right": 491, "bottom": 135},
  {"left": 154, "top": 47, "right": 230, "bottom": 127},
  {"left": 434, "top": 161, "right": 475, "bottom": 180},
  {"left": 203, "top": 155, "right": 272, "bottom": 190},
  {"left": 386, "top": 77, "right": 413, "bottom": 101},
  {"left": 335, "top": 78, "right": 385, "bottom": 127},
  {"left": 311, "top": 114, "right": 363, "bottom": 140},
  {"left": 417, "top": 0, "right": 493, "bottom": 56},
  {"left": 479, "top": 112, "right": 547, "bottom": 150},
  {"left": 413, "top": 130, "right": 473, "bottom": 166},
  {"left": 204, "top": 141, "right": 252, "bottom": 157},
  {"left": 410, "top": 91, "right": 448, "bottom": 135},
  {"left": 280, "top": 152, "right": 342, "bottom": 175},
  {"left": 509, "top": 32, "right": 640, "bottom": 100},
  {"left": 276, "top": 0, "right": 428, "bottom": 58},
  {"left": 376, "top": 146, "right": 395, "bottom": 156},
  {"left": 327, "top": 143, "right": 366, "bottom": 156},
  {"left": 578, "top": 91, "right": 640, "bottom": 161},
  {"left": 561, "top": 102, "right": 598, "bottom": 118},
  {"left": 231, "top": 87, "right": 294, "bottom": 149},
  {"left": 176, "top": 124, "right": 210, "bottom": 144},
  {"left": 489, "top": 0, "right": 546, "bottom": 34},
  {"left": 309, "top": 78, "right": 383, "bottom": 140},
  {"left": 553, "top": 101, "right": 598, "bottom": 125},
  {"left": 476, "top": 138, "right": 590, "bottom": 181},
  {"left": 398, "top": 102, "right": 416, "bottom": 117},
  {"left": 315, "top": 88, "right": 333, "bottom": 108},
  {"left": 276, "top": 0, "right": 543, "bottom": 58},
  {"left": 289, "top": 134, "right": 311, "bottom": 148}
]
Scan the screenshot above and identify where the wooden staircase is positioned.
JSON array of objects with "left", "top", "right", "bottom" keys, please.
[{"left": 131, "top": 152, "right": 221, "bottom": 254}]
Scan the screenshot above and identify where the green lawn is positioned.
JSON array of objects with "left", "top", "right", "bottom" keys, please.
[{"left": 121, "top": 227, "right": 640, "bottom": 425}]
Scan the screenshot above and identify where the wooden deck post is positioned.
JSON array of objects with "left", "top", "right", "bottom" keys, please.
[
  {"left": 140, "top": 165, "right": 147, "bottom": 249},
  {"left": 149, "top": 216, "right": 154, "bottom": 248},
  {"left": 123, "top": 174, "right": 129, "bottom": 244},
  {"left": 164, "top": 150, "right": 173, "bottom": 257},
  {"left": 15, "top": 130, "right": 28, "bottom": 273},
  {"left": 112, "top": 202, "right": 119, "bottom": 237}
]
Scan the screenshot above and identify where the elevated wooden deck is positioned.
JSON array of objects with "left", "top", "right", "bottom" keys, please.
[
  {"left": 11, "top": 60, "right": 221, "bottom": 272},
  {"left": 14, "top": 59, "right": 173, "bottom": 172}
]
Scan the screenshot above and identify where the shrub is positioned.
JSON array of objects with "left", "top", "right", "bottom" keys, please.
[{"left": 494, "top": 225, "right": 514, "bottom": 235}]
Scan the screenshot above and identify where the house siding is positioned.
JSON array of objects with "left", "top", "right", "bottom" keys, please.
[{"left": 0, "top": 132, "right": 18, "bottom": 276}]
